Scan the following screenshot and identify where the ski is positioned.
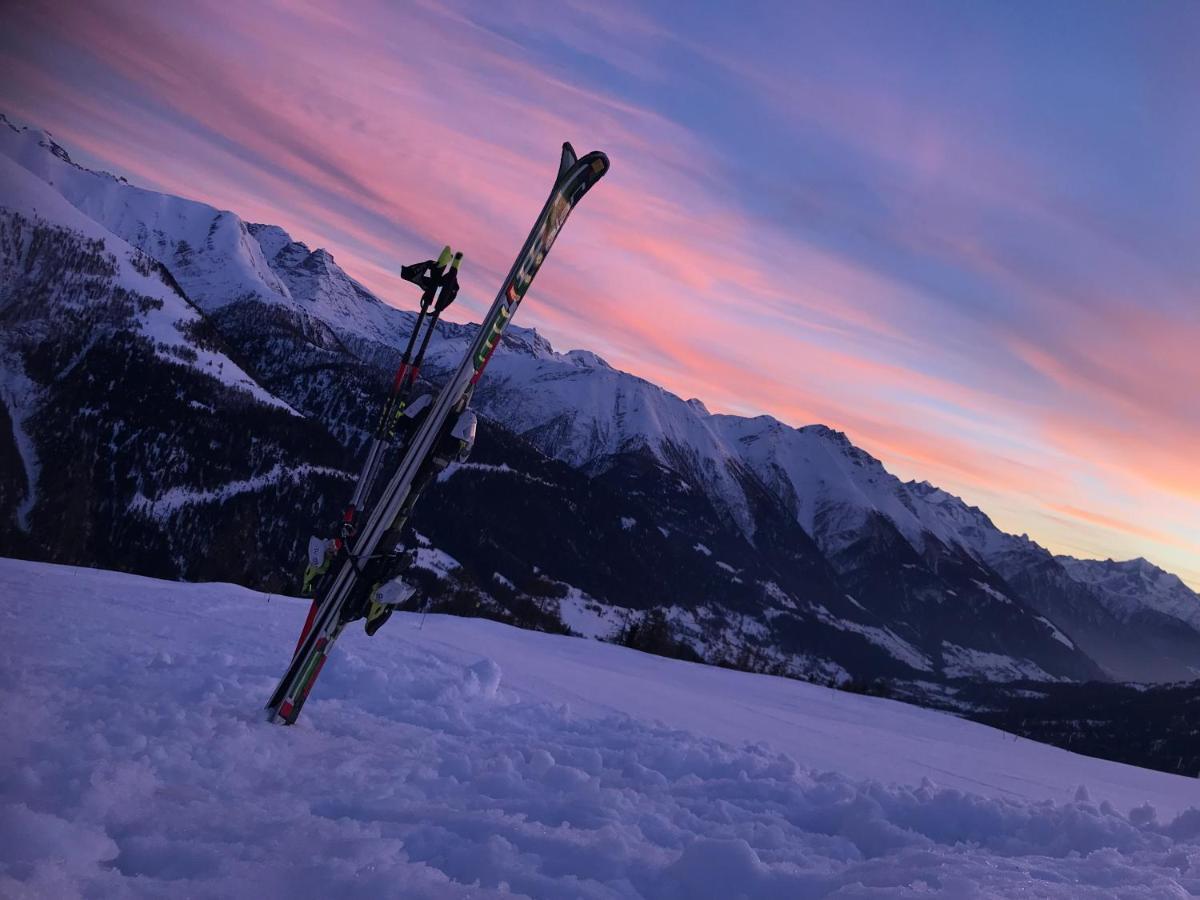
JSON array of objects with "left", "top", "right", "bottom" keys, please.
[
  {"left": 267, "top": 142, "right": 609, "bottom": 725},
  {"left": 293, "top": 247, "right": 461, "bottom": 650},
  {"left": 351, "top": 246, "right": 462, "bottom": 524}
]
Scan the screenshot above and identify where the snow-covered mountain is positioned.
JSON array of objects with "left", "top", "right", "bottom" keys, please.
[
  {"left": 1, "top": 124, "right": 288, "bottom": 314},
  {"left": 2, "top": 114, "right": 1197, "bottom": 686},
  {"left": 246, "top": 222, "right": 416, "bottom": 351},
  {"left": 0, "top": 115, "right": 416, "bottom": 355},
  {"left": 1059, "top": 556, "right": 1200, "bottom": 631},
  {"left": 0, "top": 119, "right": 349, "bottom": 586},
  {"left": 451, "top": 337, "right": 1199, "bottom": 682}
]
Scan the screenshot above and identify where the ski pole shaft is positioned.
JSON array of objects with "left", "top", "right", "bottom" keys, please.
[
  {"left": 405, "top": 252, "right": 464, "bottom": 387},
  {"left": 384, "top": 245, "right": 453, "bottom": 411}
]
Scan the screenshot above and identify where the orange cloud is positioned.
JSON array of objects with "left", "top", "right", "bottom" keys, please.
[{"left": 1045, "top": 503, "right": 1198, "bottom": 552}]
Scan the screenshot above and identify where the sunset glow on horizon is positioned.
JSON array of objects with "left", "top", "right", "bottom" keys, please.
[{"left": 3, "top": 0, "right": 1197, "bottom": 586}]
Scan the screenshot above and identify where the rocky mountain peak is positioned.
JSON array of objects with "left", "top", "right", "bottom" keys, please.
[
  {"left": 564, "top": 349, "right": 613, "bottom": 370},
  {"left": 245, "top": 223, "right": 298, "bottom": 261}
]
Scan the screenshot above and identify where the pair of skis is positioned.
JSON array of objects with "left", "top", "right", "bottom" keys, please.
[
  {"left": 266, "top": 142, "right": 610, "bottom": 725},
  {"left": 290, "top": 246, "right": 462, "bottom": 656}
]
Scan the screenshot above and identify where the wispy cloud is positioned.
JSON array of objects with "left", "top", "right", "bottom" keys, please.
[{"left": 2, "top": 0, "right": 1196, "bottom": 586}]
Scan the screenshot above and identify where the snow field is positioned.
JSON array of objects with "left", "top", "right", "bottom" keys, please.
[{"left": 0, "top": 557, "right": 1197, "bottom": 898}]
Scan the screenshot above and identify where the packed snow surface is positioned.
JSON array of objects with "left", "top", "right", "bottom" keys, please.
[{"left": 2, "top": 558, "right": 1198, "bottom": 898}]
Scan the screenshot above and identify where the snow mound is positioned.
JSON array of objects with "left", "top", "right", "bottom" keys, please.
[
  {"left": 1, "top": 558, "right": 1197, "bottom": 898},
  {"left": 464, "top": 658, "right": 503, "bottom": 699}
]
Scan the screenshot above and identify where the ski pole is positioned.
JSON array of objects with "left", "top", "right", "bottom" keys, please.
[{"left": 398, "top": 251, "right": 463, "bottom": 396}]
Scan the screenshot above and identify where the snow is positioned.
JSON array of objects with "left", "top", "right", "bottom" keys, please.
[
  {"left": 941, "top": 643, "right": 1065, "bottom": 683},
  {"left": 1059, "top": 556, "right": 1200, "bottom": 632},
  {"left": 0, "top": 150, "right": 296, "bottom": 414},
  {"left": 0, "top": 363, "right": 40, "bottom": 530},
  {"left": 411, "top": 546, "right": 461, "bottom": 578},
  {"left": 842, "top": 624, "right": 933, "bottom": 673},
  {"left": 128, "top": 464, "right": 351, "bottom": 521},
  {"left": 5, "top": 558, "right": 1196, "bottom": 898},
  {"left": 760, "top": 580, "right": 797, "bottom": 609},
  {"left": 813, "top": 607, "right": 934, "bottom": 672},
  {"left": 620, "top": 516, "right": 637, "bottom": 531},
  {"left": 557, "top": 587, "right": 625, "bottom": 640},
  {"left": 971, "top": 579, "right": 1012, "bottom": 605},
  {"left": 437, "top": 461, "right": 559, "bottom": 490},
  {"left": 1036, "top": 615, "right": 1076, "bottom": 649},
  {"left": 693, "top": 542, "right": 712, "bottom": 556}
]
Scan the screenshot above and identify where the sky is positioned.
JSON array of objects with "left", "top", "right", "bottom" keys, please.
[{"left": 2, "top": 0, "right": 1198, "bottom": 587}]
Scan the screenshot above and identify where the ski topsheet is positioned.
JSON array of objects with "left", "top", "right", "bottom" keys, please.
[{"left": 266, "top": 143, "right": 610, "bottom": 724}]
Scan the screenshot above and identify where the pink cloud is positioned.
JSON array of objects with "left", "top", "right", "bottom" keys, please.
[{"left": 4, "top": 0, "right": 1197, "bottom": 586}]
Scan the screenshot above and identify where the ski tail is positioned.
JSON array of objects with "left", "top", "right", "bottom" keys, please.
[{"left": 293, "top": 599, "right": 320, "bottom": 656}]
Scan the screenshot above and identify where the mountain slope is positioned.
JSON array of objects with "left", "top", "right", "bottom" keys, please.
[
  {"left": 408, "top": 326, "right": 1194, "bottom": 682},
  {"left": 444, "top": 346, "right": 1107, "bottom": 682},
  {"left": 0, "top": 139, "right": 348, "bottom": 587},
  {"left": 1060, "top": 556, "right": 1200, "bottom": 632},
  {"left": 2, "top": 557, "right": 1198, "bottom": 898},
  {"left": 0, "top": 116, "right": 289, "bottom": 315},
  {"left": 2, "top": 114, "right": 1196, "bottom": 685}
]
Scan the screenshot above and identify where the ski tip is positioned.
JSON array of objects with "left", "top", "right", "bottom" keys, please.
[
  {"left": 558, "top": 144, "right": 610, "bottom": 187},
  {"left": 587, "top": 151, "right": 610, "bottom": 177},
  {"left": 450, "top": 251, "right": 464, "bottom": 270},
  {"left": 435, "top": 245, "right": 453, "bottom": 267},
  {"left": 559, "top": 142, "right": 578, "bottom": 176}
]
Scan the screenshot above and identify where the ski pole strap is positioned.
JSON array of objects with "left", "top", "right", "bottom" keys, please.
[{"left": 434, "top": 253, "right": 463, "bottom": 313}]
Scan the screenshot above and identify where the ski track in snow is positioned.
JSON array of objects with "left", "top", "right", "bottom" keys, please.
[
  {"left": 1, "top": 557, "right": 1198, "bottom": 899},
  {"left": 127, "top": 464, "right": 352, "bottom": 520}
]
